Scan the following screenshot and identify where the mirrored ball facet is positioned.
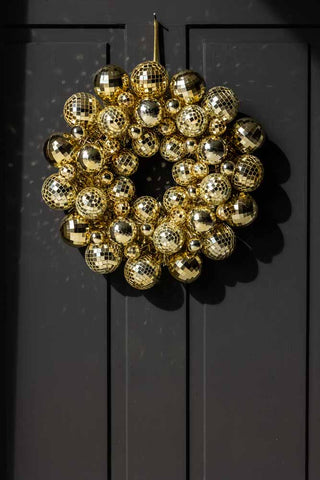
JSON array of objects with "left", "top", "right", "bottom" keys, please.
[
  {"left": 98, "top": 106, "right": 129, "bottom": 138},
  {"left": 197, "top": 136, "right": 227, "bottom": 165},
  {"left": 170, "top": 70, "right": 206, "bottom": 105},
  {"left": 231, "top": 117, "right": 266, "bottom": 153},
  {"left": 133, "top": 196, "right": 160, "bottom": 223},
  {"left": 201, "top": 86, "right": 239, "bottom": 123},
  {"left": 199, "top": 173, "right": 232, "bottom": 206},
  {"left": 85, "top": 240, "right": 123, "bottom": 274},
  {"left": 63, "top": 92, "right": 101, "bottom": 127},
  {"left": 94, "top": 65, "right": 129, "bottom": 102},
  {"left": 44, "top": 134, "right": 75, "bottom": 167},
  {"left": 108, "top": 176, "right": 135, "bottom": 201},
  {"left": 42, "top": 174, "right": 76, "bottom": 210},
  {"left": 176, "top": 105, "right": 208, "bottom": 137},
  {"left": 110, "top": 218, "right": 137, "bottom": 245},
  {"left": 75, "top": 187, "right": 107, "bottom": 220},
  {"left": 112, "top": 149, "right": 139, "bottom": 176},
  {"left": 130, "top": 61, "right": 169, "bottom": 98},
  {"left": 202, "top": 223, "right": 236, "bottom": 260},
  {"left": 60, "top": 213, "right": 90, "bottom": 247},
  {"left": 124, "top": 254, "right": 161, "bottom": 290},
  {"left": 232, "top": 154, "right": 264, "bottom": 192},
  {"left": 160, "top": 134, "right": 187, "bottom": 162},
  {"left": 172, "top": 158, "right": 196, "bottom": 186},
  {"left": 188, "top": 206, "right": 216, "bottom": 234},
  {"left": 168, "top": 252, "right": 202, "bottom": 283},
  {"left": 77, "top": 144, "right": 104, "bottom": 173},
  {"left": 132, "top": 130, "right": 159, "bottom": 157},
  {"left": 163, "top": 186, "right": 189, "bottom": 211},
  {"left": 153, "top": 222, "right": 185, "bottom": 254},
  {"left": 135, "top": 99, "right": 163, "bottom": 127},
  {"left": 216, "top": 192, "right": 258, "bottom": 227}
]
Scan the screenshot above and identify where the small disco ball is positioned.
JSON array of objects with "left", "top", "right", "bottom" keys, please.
[
  {"left": 197, "top": 136, "right": 227, "bottom": 165},
  {"left": 192, "top": 161, "right": 209, "bottom": 180},
  {"left": 202, "top": 223, "right": 236, "bottom": 260},
  {"left": 77, "top": 144, "right": 104, "bottom": 173},
  {"left": 132, "top": 196, "right": 160, "bottom": 224},
  {"left": 201, "top": 86, "right": 239, "bottom": 123},
  {"left": 216, "top": 192, "right": 258, "bottom": 227},
  {"left": 176, "top": 105, "right": 208, "bottom": 137},
  {"left": 112, "top": 149, "right": 139, "bottom": 176},
  {"left": 168, "top": 252, "right": 202, "bottom": 283},
  {"left": 157, "top": 117, "right": 176, "bottom": 136},
  {"left": 132, "top": 130, "right": 160, "bottom": 157},
  {"left": 188, "top": 206, "right": 216, "bottom": 234},
  {"left": 130, "top": 61, "right": 169, "bottom": 98},
  {"left": 117, "top": 91, "right": 135, "bottom": 110},
  {"left": 162, "top": 186, "right": 189, "bottom": 211},
  {"left": 124, "top": 254, "right": 161, "bottom": 290},
  {"left": 110, "top": 218, "right": 137, "bottom": 245},
  {"left": 231, "top": 117, "right": 266, "bottom": 153},
  {"left": 98, "top": 106, "right": 129, "bottom": 138},
  {"left": 153, "top": 221, "right": 185, "bottom": 254},
  {"left": 135, "top": 99, "right": 163, "bottom": 127},
  {"left": 60, "top": 213, "right": 90, "bottom": 247},
  {"left": 41, "top": 174, "right": 76, "bottom": 210},
  {"left": 172, "top": 158, "right": 196, "bottom": 186},
  {"left": 44, "top": 134, "right": 75, "bottom": 167},
  {"left": 94, "top": 65, "right": 130, "bottom": 102},
  {"left": 232, "top": 154, "right": 264, "bottom": 192},
  {"left": 75, "top": 187, "right": 108, "bottom": 220},
  {"left": 108, "top": 176, "right": 135, "bottom": 201},
  {"left": 63, "top": 92, "right": 101, "bottom": 127},
  {"left": 199, "top": 173, "right": 232, "bottom": 206},
  {"left": 113, "top": 200, "right": 131, "bottom": 217},
  {"left": 170, "top": 70, "right": 206, "bottom": 105},
  {"left": 85, "top": 239, "right": 123, "bottom": 274},
  {"left": 165, "top": 98, "right": 182, "bottom": 116},
  {"left": 160, "top": 134, "right": 187, "bottom": 162}
]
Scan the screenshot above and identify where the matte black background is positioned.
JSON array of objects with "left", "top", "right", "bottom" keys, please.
[{"left": 3, "top": 1, "right": 320, "bottom": 479}]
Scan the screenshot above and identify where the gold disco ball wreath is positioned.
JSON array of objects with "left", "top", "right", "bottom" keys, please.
[{"left": 42, "top": 16, "right": 266, "bottom": 290}]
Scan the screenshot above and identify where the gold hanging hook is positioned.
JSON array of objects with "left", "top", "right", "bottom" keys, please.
[{"left": 153, "top": 13, "right": 160, "bottom": 63}]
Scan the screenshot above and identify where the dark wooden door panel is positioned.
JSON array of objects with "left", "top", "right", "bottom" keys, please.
[
  {"left": 188, "top": 28, "right": 308, "bottom": 480},
  {"left": 5, "top": 28, "right": 125, "bottom": 480},
  {"left": 4, "top": 3, "right": 320, "bottom": 479}
]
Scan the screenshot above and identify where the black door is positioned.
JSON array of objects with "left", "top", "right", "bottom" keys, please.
[{"left": 4, "top": 1, "right": 320, "bottom": 479}]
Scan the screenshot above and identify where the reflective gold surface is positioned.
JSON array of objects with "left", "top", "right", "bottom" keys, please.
[
  {"left": 231, "top": 117, "right": 265, "bottom": 153},
  {"left": 172, "top": 158, "right": 196, "bottom": 186},
  {"left": 85, "top": 240, "right": 123, "bottom": 274},
  {"left": 112, "top": 149, "right": 139, "bottom": 176},
  {"left": 199, "top": 173, "right": 232, "bottom": 206},
  {"left": 44, "top": 134, "right": 75, "bottom": 167},
  {"left": 42, "top": 174, "right": 76, "bottom": 210},
  {"left": 168, "top": 252, "right": 202, "bottom": 283},
  {"left": 188, "top": 206, "right": 216, "bottom": 234},
  {"left": 77, "top": 144, "right": 104, "bottom": 173},
  {"left": 197, "top": 136, "right": 227, "bottom": 165},
  {"left": 98, "top": 106, "right": 129, "bottom": 138},
  {"left": 163, "top": 186, "right": 188, "bottom": 211},
  {"left": 75, "top": 187, "right": 107, "bottom": 220},
  {"left": 160, "top": 134, "right": 187, "bottom": 162},
  {"left": 132, "top": 130, "right": 160, "bottom": 157},
  {"left": 60, "top": 213, "right": 90, "bottom": 247},
  {"left": 63, "top": 92, "right": 101, "bottom": 127},
  {"left": 216, "top": 192, "right": 258, "bottom": 227},
  {"left": 130, "top": 61, "right": 169, "bottom": 98},
  {"left": 202, "top": 86, "right": 239, "bottom": 123},
  {"left": 94, "top": 65, "right": 129, "bottom": 102},
  {"left": 108, "top": 176, "right": 135, "bottom": 201},
  {"left": 232, "top": 154, "right": 264, "bottom": 192},
  {"left": 135, "top": 99, "right": 163, "bottom": 127},
  {"left": 153, "top": 222, "right": 185, "bottom": 254},
  {"left": 124, "top": 254, "right": 161, "bottom": 290},
  {"left": 110, "top": 218, "right": 137, "bottom": 245},
  {"left": 170, "top": 70, "right": 206, "bottom": 105},
  {"left": 133, "top": 196, "right": 160, "bottom": 223},
  {"left": 202, "top": 223, "right": 236, "bottom": 260},
  {"left": 176, "top": 105, "right": 208, "bottom": 137}
]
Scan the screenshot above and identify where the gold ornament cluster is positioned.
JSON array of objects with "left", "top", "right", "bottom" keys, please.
[{"left": 42, "top": 61, "right": 266, "bottom": 290}]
